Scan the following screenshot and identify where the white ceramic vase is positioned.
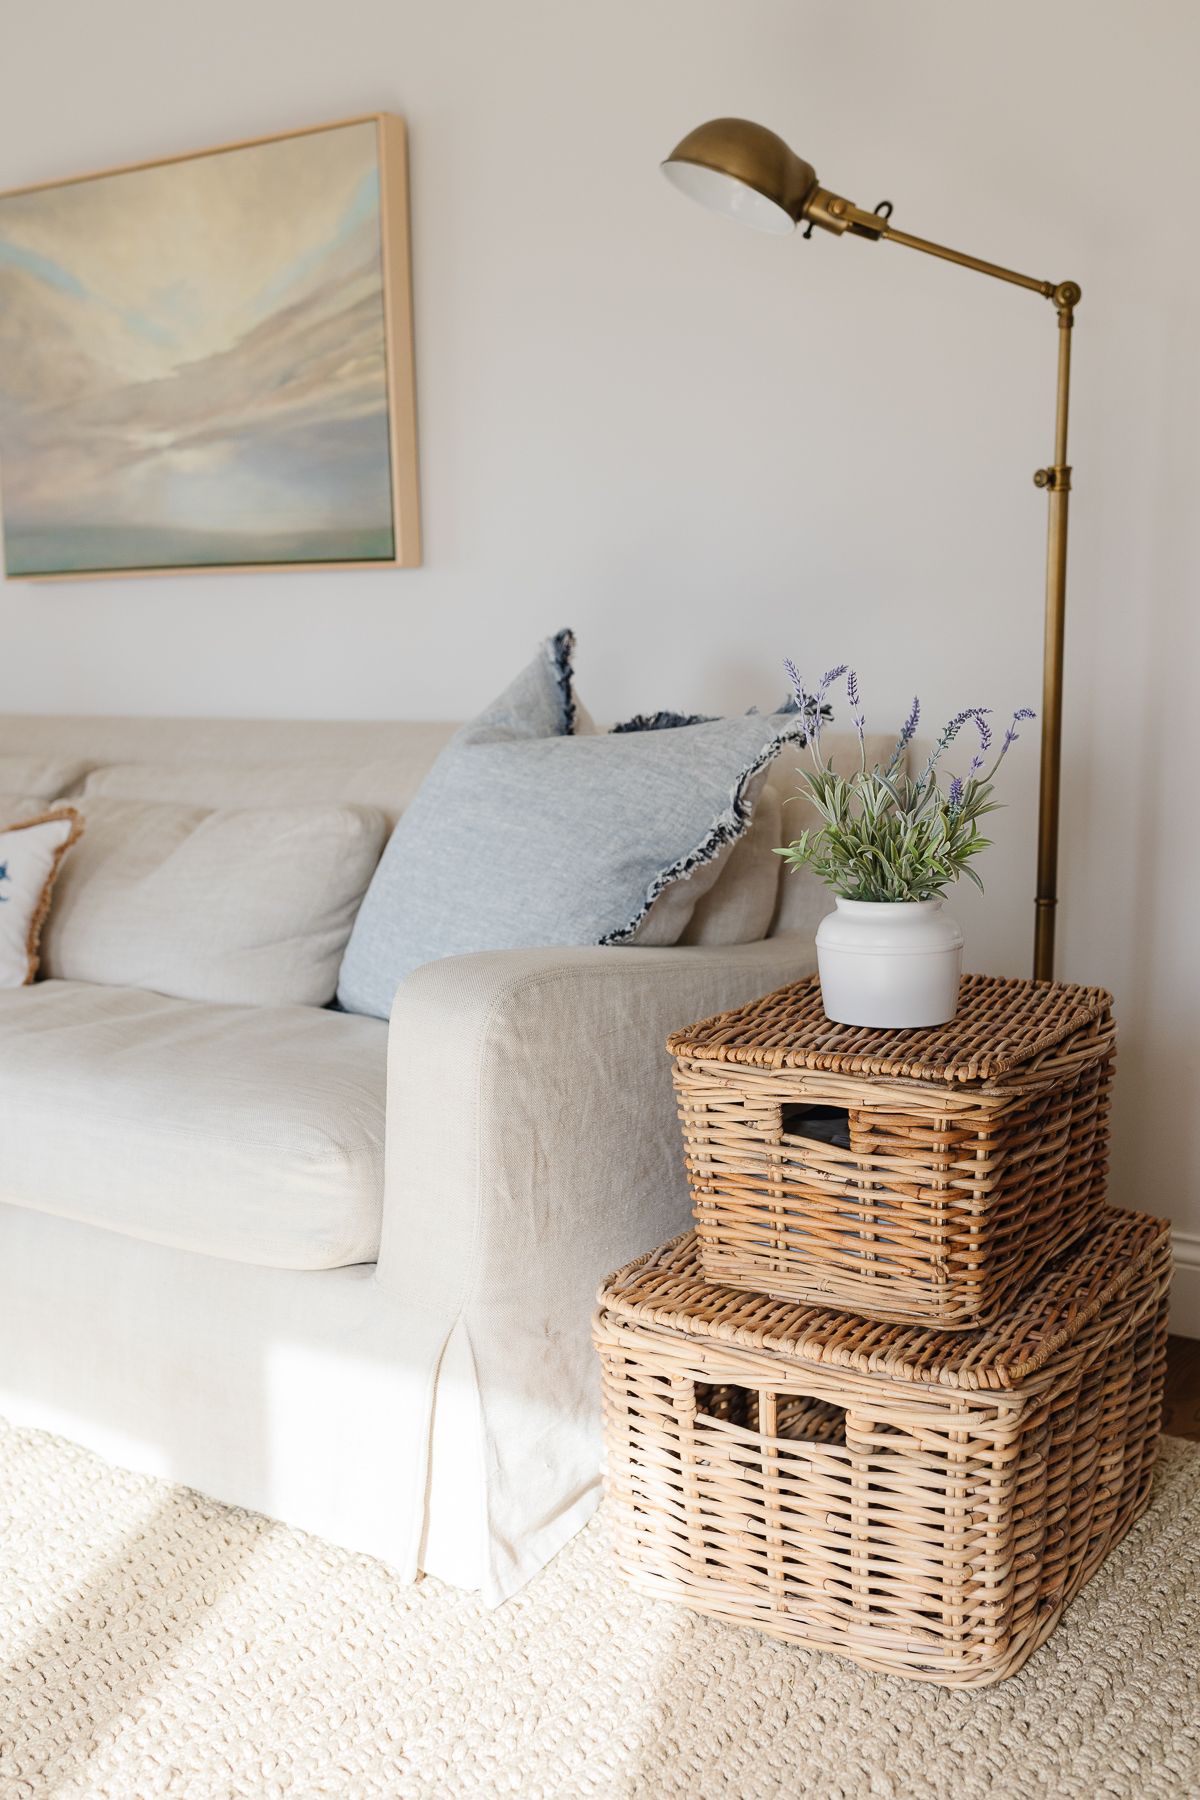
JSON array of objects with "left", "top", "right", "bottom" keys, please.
[{"left": 815, "top": 897, "right": 963, "bottom": 1028}]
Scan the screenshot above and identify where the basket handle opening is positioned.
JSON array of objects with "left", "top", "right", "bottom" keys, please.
[
  {"left": 695, "top": 1382, "right": 847, "bottom": 1446},
  {"left": 779, "top": 1102, "right": 852, "bottom": 1151}
]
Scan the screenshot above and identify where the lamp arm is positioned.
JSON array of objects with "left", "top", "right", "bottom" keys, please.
[
  {"left": 878, "top": 220, "right": 1061, "bottom": 300},
  {"left": 827, "top": 199, "right": 1079, "bottom": 982}
]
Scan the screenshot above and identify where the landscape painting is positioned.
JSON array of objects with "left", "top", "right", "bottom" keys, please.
[{"left": 0, "top": 116, "right": 419, "bottom": 577}]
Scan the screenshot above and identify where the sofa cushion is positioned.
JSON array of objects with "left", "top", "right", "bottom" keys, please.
[
  {"left": 0, "top": 980, "right": 387, "bottom": 1269},
  {"left": 40, "top": 798, "right": 387, "bottom": 1007}
]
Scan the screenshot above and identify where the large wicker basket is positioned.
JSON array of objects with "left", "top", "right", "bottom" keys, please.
[
  {"left": 595, "top": 1209, "right": 1170, "bottom": 1686},
  {"left": 668, "top": 973, "right": 1115, "bottom": 1328}
]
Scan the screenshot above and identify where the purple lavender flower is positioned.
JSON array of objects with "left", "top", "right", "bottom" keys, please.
[
  {"left": 916, "top": 707, "right": 991, "bottom": 792},
  {"left": 947, "top": 775, "right": 964, "bottom": 809},
  {"left": 809, "top": 665, "right": 847, "bottom": 746},
  {"left": 1002, "top": 706, "right": 1036, "bottom": 751},
  {"left": 900, "top": 696, "right": 920, "bottom": 744},
  {"left": 782, "top": 660, "right": 832, "bottom": 750},
  {"left": 846, "top": 668, "right": 865, "bottom": 740},
  {"left": 807, "top": 701, "right": 826, "bottom": 747},
  {"left": 783, "top": 658, "right": 806, "bottom": 709},
  {"left": 886, "top": 694, "right": 920, "bottom": 772},
  {"left": 941, "top": 706, "right": 991, "bottom": 749}
]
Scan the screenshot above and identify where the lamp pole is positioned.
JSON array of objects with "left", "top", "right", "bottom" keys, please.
[
  {"left": 662, "top": 120, "right": 1081, "bottom": 981},
  {"left": 1032, "top": 289, "right": 1078, "bottom": 983},
  {"left": 862, "top": 215, "right": 1080, "bottom": 984}
]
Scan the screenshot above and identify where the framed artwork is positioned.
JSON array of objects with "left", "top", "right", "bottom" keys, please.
[{"left": 0, "top": 114, "right": 420, "bottom": 579}]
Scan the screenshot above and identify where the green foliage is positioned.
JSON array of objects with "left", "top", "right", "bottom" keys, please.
[
  {"left": 775, "top": 673, "right": 1033, "bottom": 903},
  {"left": 777, "top": 764, "right": 999, "bottom": 901}
]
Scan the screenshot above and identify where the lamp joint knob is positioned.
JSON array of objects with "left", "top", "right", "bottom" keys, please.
[{"left": 1033, "top": 466, "right": 1072, "bottom": 492}]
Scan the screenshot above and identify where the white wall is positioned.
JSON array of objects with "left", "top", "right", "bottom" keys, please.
[{"left": 1, "top": 2, "right": 1197, "bottom": 1264}]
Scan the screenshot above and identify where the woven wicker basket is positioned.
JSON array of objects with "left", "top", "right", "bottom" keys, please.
[
  {"left": 595, "top": 1209, "right": 1170, "bottom": 1686},
  {"left": 668, "top": 973, "right": 1115, "bottom": 1328}
]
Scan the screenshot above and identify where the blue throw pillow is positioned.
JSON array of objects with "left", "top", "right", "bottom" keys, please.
[{"left": 336, "top": 631, "right": 803, "bottom": 1018}]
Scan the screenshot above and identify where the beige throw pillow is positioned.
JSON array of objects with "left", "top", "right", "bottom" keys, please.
[
  {"left": 629, "top": 767, "right": 782, "bottom": 947},
  {"left": 0, "top": 808, "right": 85, "bottom": 985},
  {"left": 40, "top": 798, "right": 387, "bottom": 1007},
  {"left": 678, "top": 775, "right": 784, "bottom": 944}
]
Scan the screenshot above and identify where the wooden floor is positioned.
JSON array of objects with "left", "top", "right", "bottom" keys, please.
[{"left": 1163, "top": 1336, "right": 1200, "bottom": 1440}]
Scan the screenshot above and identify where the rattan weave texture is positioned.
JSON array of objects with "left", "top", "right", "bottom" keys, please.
[
  {"left": 599, "top": 1211, "right": 1168, "bottom": 1390},
  {"left": 669, "top": 973, "right": 1115, "bottom": 1327},
  {"left": 667, "top": 972, "right": 1112, "bottom": 1083},
  {"left": 595, "top": 1210, "right": 1170, "bottom": 1686}
]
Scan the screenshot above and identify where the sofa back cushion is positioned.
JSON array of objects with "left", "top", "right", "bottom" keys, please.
[
  {"left": 74, "top": 751, "right": 453, "bottom": 827},
  {"left": 40, "top": 798, "right": 387, "bottom": 1007},
  {"left": 0, "top": 755, "right": 90, "bottom": 814},
  {"left": 0, "top": 717, "right": 456, "bottom": 828},
  {"left": 0, "top": 715, "right": 896, "bottom": 984}
]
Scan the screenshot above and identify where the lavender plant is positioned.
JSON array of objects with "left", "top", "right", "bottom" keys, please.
[{"left": 778, "top": 662, "right": 1034, "bottom": 902}]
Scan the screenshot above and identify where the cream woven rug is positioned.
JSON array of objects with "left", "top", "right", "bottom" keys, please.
[{"left": 2, "top": 1421, "right": 1198, "bottom": 1799}]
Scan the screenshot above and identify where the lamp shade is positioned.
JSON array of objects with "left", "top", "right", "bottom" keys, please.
[{"left": 661, "top": 118, "right": 819, "bottom": 236}]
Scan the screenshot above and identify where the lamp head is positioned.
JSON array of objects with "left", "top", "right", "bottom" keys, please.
[
  {"left": 661, "top": 118, "right": 819, "bottom": 236},
  {"left": 662, "top": 118, "right": 880, "bottom": 241}
]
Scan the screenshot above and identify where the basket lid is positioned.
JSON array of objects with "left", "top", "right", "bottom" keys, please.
[
  {"left": 596, "top": 1210, "right": 1169, "bottom": 1391},
  {"left": 667, "top": 972, "right": 1112, "bottom": 1084}
]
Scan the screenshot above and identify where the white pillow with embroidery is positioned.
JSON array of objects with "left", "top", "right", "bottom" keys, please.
[{"left": 0, "top": 808, "right": 84, "bottom": 986}]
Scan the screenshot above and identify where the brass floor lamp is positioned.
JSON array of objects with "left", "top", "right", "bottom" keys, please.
[{"left": 662, "top": 118, "right": 1078, "bottom": 981}]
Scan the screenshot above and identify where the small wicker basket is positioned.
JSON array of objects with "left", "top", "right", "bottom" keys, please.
[
  {"left": 595, "top": 1209, "right": 1170, "bottom": 1686},
  {"left": 668, "top": 973, "right": 1115, "bottom": 1328}
]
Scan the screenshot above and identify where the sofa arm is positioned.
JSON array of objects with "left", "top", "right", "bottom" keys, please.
[
  {"left": 379, "top": 936, "right": 809, "bottom": 1294},
  {"left": 377, "top": 935, "right": 810, "bottom": 1600}
]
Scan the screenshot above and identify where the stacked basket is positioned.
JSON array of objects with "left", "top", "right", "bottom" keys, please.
[{"left": 594, "top": 972, "right": 1171, "bottom": 1686}]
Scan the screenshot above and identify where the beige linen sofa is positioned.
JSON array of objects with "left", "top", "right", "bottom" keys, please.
[{"left": 0, "top": 712, "right": 877, "bottom": 1603}]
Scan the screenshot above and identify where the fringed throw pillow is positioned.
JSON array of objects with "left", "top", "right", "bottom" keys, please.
[
  {"left": 336, "top": 631, "right": 803, "bottom": 1019},
  {"left": 0, "top": 807, "right": 84, "bottom": 986}
]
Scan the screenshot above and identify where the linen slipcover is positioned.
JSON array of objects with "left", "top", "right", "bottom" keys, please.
[{"left": 0, "top": 708, "right": 883, "bottom": 1604}]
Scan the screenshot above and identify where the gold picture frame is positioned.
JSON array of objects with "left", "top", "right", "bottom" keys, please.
[{"left": 0, "top": 114, "right": 420, "bottom": 579}]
